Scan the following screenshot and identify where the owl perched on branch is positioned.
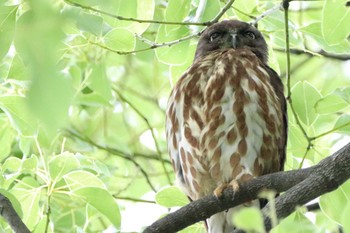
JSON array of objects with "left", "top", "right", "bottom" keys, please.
[{"left": 166, "top": 20, "right": 287, "bottom": 232}]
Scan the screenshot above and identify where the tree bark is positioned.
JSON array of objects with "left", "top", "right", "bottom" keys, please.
[
  {"left": 0, "top": 194, "right": 31, "bottom": 233},
  {"left": 143, "top": 143, "right": 350, "bottom": 233}
]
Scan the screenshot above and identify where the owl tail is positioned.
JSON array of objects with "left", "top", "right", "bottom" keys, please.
[
  {"left": 207, "top": 210, "right": 235, "bottom": 233},
  {"left": 207, "top": 201, "right": 260, "bottom": 233}
]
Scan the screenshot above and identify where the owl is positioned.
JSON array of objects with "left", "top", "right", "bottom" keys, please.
[{"left": 166, "top": 20, "right": 287, "bottom": 232}]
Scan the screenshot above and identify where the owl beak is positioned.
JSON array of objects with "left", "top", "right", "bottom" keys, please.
[{"left": 230, "top": 33, "right": 238, "bottom": 49}]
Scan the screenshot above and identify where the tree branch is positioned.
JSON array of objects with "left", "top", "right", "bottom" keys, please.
[
  {"left": 143, "top": 143, "right": 350, "bottom": 233},
  {"left": 64, "top": 0, "right": 211, "bottom": 26},
  {"left": 66, "top": 129, "right": 161, "bottom": 192},
  {"left": 261, "top": 143, "right": 350, "bottom": 232},
  {"left": 274, "top": 48, "right": 350, "bottom": 61},
  {"left": 0, "top": 194, "right": 30, "bottom": 233},
  {"left": 113, "top": 88, "right": 172, "bottom": 185},
  {"left": 64, "top": 0, "right": 235, "bottom": 27}
]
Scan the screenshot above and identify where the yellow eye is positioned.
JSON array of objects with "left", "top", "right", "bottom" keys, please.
[{"left": 245, "top": 31, "right": 256, "bottom": 39}]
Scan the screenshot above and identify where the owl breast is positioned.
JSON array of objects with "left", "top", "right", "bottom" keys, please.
[{"left": 166, "top": 48, "right": 283, "bottom": 200}]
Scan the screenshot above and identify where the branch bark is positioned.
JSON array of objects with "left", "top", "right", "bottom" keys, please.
[
  {"left": 275, "top": 48, "right": 350, "bottom": 61},
  {"left": 143, "top": 143, "right": 350, "bottom": 233},
  {"left": 0, "top": 194, "right": 30, "bottom": 233}
]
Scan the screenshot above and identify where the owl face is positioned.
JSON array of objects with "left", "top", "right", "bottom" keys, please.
[{"left": 194, "top": 20, "right": 268, "bottom": 64}]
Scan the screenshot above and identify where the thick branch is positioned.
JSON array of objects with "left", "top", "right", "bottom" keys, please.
[
  {"left": 0, "top": 194, "right": 30, "bottom": 233},
  {"left": 143, "top": 143, "right": 350, "bottom": 233},
  {"left": 143, "top": 168, "right": 313, "bottom": 233},
  {"left": 261, "top": 143, "right": 350, "bottom": 232}
]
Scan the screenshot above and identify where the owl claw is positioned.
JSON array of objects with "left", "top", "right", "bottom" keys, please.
[{"left": 214, "top": 180, "right": 240, "bottom": 198}]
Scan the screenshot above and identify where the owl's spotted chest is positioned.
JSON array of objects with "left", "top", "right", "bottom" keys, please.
[{"left": 167, "top": 49, "right": 283, "bottom": 199}]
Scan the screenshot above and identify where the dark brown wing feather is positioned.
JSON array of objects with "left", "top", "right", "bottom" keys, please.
[{"left": 264, "top": 65, "right": 287, "bottom": 171}]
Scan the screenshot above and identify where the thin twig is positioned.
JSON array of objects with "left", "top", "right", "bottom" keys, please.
[
  {"left": 280, "top": 56, "right": 312, "bottom": 78},
  {"left": 66, "top": 129, "right": 158, "bottom": 192},
  {"left": 88, "top": 33, "right": 202, "bottom": 55},
  {"left": 283, "top": 1, "right": 292, "bottom": 100},
  {"left": 282, "top": 0, "right": 312, "bottom": 168},
  {"left": 250, "top": 3, "right": 282, "bottom": 25},
  {"left": 274, "top": 48, "right": 350, "bottom": 61},
  {"left": 64, "top": 0, "right": 212, "bottom": 26},
  {"left": 310, "top": 121, "right": 350, "bottom": 140},
  {"left": 210, "top": 0, "right": 236, "bottom": 24},
  {"left": 73, "top": 0, "right": 237, "bottom": 55},
  {"left": 65, "top": 0, "right": 234, "bottom": 27},
  {"left": 231, "top": 6, "right": 255, "bottom": 20},
  {"left": 113, "top": 88, "right": 172, "bottom": 185},
  {"left": 44, "top": 195, "right": 51, "bottom": 233},
  {"left": 115, "top": 196, "right": 156, "bottom": 204}
]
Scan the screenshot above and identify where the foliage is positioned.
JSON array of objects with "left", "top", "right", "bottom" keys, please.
[{"left": 0, "top": 0, "right": 349, "bottom": 232}]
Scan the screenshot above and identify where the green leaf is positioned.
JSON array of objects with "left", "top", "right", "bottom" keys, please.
[
  {"left": 11, "top": 177, "right": 41, "bottom": 229},
  {"left": 155, "top": 25, "right": 190, "bottom": 65},
  {"left": 315, "top": 94, "right": 349, "bottom": 114},
  {"left": 341, "top": 202, "right": 350, "bottom": 233},
  {"left": 22, "top": 155, "right": 38, "bottom": 172},
  {"left": 291, "top": 81, "right": 322, "bottom": 126},
  {"left": 262, "top": 11, "right": 303, "bottom": 48},
  {"left": 15, "top": 8, "right": 73, "bottom": 132},
  {"left": 179, "top": 223, "right": 206, "bottom": 233},
  {"left": 315, "top": 211, "right": 338, "bottom": 232},
  {"left": 0, "top": 117, "right": 15, "bottom": 160},
  {"left": 322, "top": 0, "right": 350, "bottom": 45},
  {"left": 63, "top": 170, "right": 106, "bottom": 191},
  {"left": 300, "top": 23, "right": 350, "bottom": 53},
  {"left": 128, "top": 0, "right": 154, "bottom": 34},
  {"left": 88, "top": 65, "right": 113, "bottom": 103},
  {"left": 287, "top": 123, "right": 308, "bottom": 158},
  {"left": 2, "top": 157, "right": 23, "bottom": 189},
  {"left": 99, "top": 0, "right": 136, "bottom": 28},
  {"left": 7, "top": 55, "right": 29, "bottom": 81},
  {"left": 234, "top": 0, "right": 257, "bottom": 21},
  {"left": 27, "top": 75, "right": 73, "bottom": 132},
  {"left": 232, "top": 207, "right": 264, "bottom": 233},
  {"left": 0, "top": 5, "right": 17, "bottom": 60},
  {"left": 32, "top": 216, "right": 48, "bottom": 233},
  {"left": 69, "top": 0, "right": 100, "bottom": 5},
  {"left": 19, "top": 135, "right": 33, "bottom": 156},
  {"left": 195, "top": 0, "right": 220, "bottom": 23},
  {"left": 320, "top": 180, "right": 350, "bottom": 224},
  {"left": 104, "top": 28, "right": 136, "bottom": 52},
  {"left": 73, "top": 187, "right": 121, "bottom": 229},
  {"left": 333, "top": 115, "right": 350, "bottom": 135},
  {"left": 165, "top": 0, "right": 190, "bottom": 21},
  {"left": 76, "top": 12, "right": 103, "bottom": 36},
  {"left": 334, "top": 87, "right": 350, "bottom": 102},
  {"left": 155, "top": 186, "right": 189, "bottom": 208},
  {"left": 0, "top": 96, "right": 37, "bottom": 135},
  {"left": 48, "top": 153, "right": 80, "bottom": 182},
  {"left": 271, "top": 210, "right": 317, "bottom": 233}
]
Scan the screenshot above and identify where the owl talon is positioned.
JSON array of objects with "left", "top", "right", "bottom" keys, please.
[
  {"left": 214, "top": 184, "right": 227, "bottom": 198},
  {"left": 214, "top": 180, "right": 240, "bottom": 198}
]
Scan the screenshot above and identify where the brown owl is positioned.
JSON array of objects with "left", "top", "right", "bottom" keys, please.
[{"left": 166, "top": 20, "right": 287, "bottom": 232}]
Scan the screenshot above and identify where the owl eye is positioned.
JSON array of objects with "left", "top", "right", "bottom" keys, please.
[
  {"left": 244, "top": 31, "right": 256, "bottom": 39},
  {"left": 209, "top": 32, "right": 221, "bottom": 41}
]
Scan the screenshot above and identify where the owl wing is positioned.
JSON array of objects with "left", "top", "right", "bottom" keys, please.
[{"left": 264, "top": 65, "right": 287, "bottom": 171}]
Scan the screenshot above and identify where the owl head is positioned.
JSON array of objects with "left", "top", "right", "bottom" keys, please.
[{"left": 194, "top": 20, "right": 268, "bottom": 64}]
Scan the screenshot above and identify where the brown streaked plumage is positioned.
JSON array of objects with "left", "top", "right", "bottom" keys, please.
[{"left": 166, "top": 20, "right": 287, "bottom": 233}]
